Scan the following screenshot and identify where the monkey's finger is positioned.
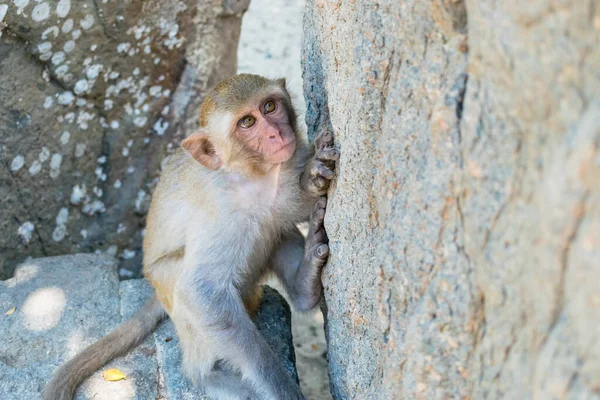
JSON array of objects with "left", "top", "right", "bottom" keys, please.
[
  {"left": 311, "top": 176, "right": 327, "bottom": 190},
  {"left": 311, "top": 164, "right": 334, "bottom": 180},
  {"left": 315, "top": 196, "right": 327, "bottom": 210},
  {"left": 317, "top": 147, "right": 340, "bottom": 161},
  {"left": 312, "top": 208, "right": 326, "bottom": 228},
  {"left": 316, "top": 130, "right": 333, "bottom": 148}
]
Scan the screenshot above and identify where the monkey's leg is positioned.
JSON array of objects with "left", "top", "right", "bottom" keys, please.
[
  {"left": 270, "top": 197, "right": 329, "bottom": 311},
  {"left": 172, "top": 274, "right": 305, "bottom": 400}
]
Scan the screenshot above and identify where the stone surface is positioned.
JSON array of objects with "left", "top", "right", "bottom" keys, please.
[
  {"left": 302, "top": 0, "right": 599, "bottom": 399},
  {"left": 0, "top": 0, "right": 249, "bottom": 279},
  {"left": 0, "top": 255, "right": 299, "bottom": 399}
]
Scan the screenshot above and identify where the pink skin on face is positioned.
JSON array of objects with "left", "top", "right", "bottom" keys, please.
[{"left": 234, "top": 99, "right": 296, "bottom": 164}]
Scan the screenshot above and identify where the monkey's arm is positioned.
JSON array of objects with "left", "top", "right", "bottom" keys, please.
[
  {"left": 300, "top": 127, "right": 339, "bottom": 197},
  {"left": 271, "top": 198, "right": 329, "bottom": 311}
]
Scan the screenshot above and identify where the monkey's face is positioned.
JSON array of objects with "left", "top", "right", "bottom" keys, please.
[{"left": 232, "top": 97, "right": 296, "bottom": 164}]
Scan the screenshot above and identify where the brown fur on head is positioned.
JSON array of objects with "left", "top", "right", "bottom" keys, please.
[{"left": 183, "top": 74, "right": 298, "bottom": 174}]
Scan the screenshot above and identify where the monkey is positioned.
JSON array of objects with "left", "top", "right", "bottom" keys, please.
[{"left": 43, "top": 74, "right": 338, "bottom": 400}]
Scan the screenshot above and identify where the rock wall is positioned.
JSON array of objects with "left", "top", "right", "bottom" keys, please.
[
  {"left": 302, "top": 1, "right": 600, "bottom": 399},
  {"left": 0, "top": 0, "right": 249, "bottom": 279}
]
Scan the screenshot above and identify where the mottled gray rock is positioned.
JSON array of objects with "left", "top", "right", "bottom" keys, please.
[
  {"left": 0, "top": 0, "right": 250, "bottom": 279},
  {"left": 0, "top": 254, "right": 123, "bottom": 399},
  {"left": 0, "top": 254, "right": 299, "bottom": 399},
  {"left": 302, "top": 0, "right": 599, "bottom": 399}
]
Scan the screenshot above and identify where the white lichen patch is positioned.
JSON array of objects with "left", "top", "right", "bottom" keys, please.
[
  {"left": 90, "top": 44, "right": 97, "bottom": 51},
  {"left": 56, "top": 0, "right": 70, "bottom": 18},
  {"left": 121, "top": 147, "right": 129, "bottom": 157},
  {"left": 31, "top": 2, "right": 50, "bottom": 22},
  {"left": 62, "top": 18, "right": 73, "bottom": 33},
  {"left": 72, "top": 29, "right": 81, "bottom": 40},
  {"left": 43, "top": 96, "right": 54, "bottom": 109},
  {"left": 153, "top": 118, "right": 169, "bottom": 136},
  {"left": 57, "top": 91, "right": 74, "bottom": 105},
  {"left": 104, "top": 99, "right": 113, "bottom": 110},
  {"left": 117, "top": 223, "right": 126, "bottom": 234},
  {"left": 119, "top": 269, "right": 134, "bottom": 278},
  {"left": 80, "top": 14, "right": 94, "bottom": 30},
  {"left": 29, "top": 160, "right": 42, "bottom": 176},
  {"left": 51, "top": 51, "right": 66, "bottom": 66},
  {"left": 0, "top": 5, "right": 8, "bottom": 23},
  {"left": 73, "top": 79, "right": 89, "bottom": 95},
  {"left": 18, "top": 221, "right": 35, "bottom": 244},
  {"left": 82, "top": 200, "right": 105, "bottom": 215},
  {"left": 63, "top": 40, "right": 76, "bottom": 53},
  {"left": 76, "top": 110, "right": 95, "bottom": 130},
  {"left": 117, "top": 42, "right": 130, "bottom": 53},
  {"left": 38, "top": 42, "right": 52, "bottom": 53},
  {"left": 135, "top": 190, "right": 146, "bottom": 212},
  {"left": 39, "top": 52, "right": 53, "bottom": 61},
  {"left": 55, "top": 64, "right": 69, "bottom": 80},
  {"left": 39, "top": 147, "right": 50, "bottom": 162},
  {"left": 113, "top": 179, "right": 121, "bottom": 189},
  {"left": 149, "top": 85, "right": 162, "bottom": 97},
  {"left": 85, "top": 64, "right": 102, "bottom": 80},
  {"left": 56, "top": 207, "right": 69, "bottom": 225},
  {"left": 41, "top": 26, "right": 59, "bottom": 40},
  {"left": 110, "top": 120, "right": 119, "bottom": 129},
  {"left": 76, "top": 98, "right": 87, "bottom": 107},
  {"left": 97, "top": 155, "right": 107, "bottom": 164},
  {"left": 70, "top": 184, "right": 86, "bottom": 205},
  {"left": 14, "top": 0, "right": 29, "bottom": 15},
  {"left": 75, "top": 142, "right": 86, "bottom": 157},
  {"left": 133, "top": 116, "right": 148, "bottom": 127},
  {"left": 52, "top": 225, "right": 67, "bottom": 242},
  {"left": 122, "top": 249, "right": 136, "bottom": 260},
  {"left": 60, "top": 131, "right": 70, "bottom": 145},
  {"left": 11, "top": 155, "right": 25, "bottom": 172},
  {"left": 80, "top": 229, "right": 88, "bottom": 239},
  {"left": 49, "top": 153, "right": 62, "bottom": 179}
]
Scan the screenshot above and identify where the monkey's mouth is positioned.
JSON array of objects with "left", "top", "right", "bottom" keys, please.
[{"left": 269, "top": 138, "right": 296, "bottom": 162}]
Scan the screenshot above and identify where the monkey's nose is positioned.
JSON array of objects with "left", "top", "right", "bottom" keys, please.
[{"left": 266, "top": 126, "right": 282, "bottom": 142}]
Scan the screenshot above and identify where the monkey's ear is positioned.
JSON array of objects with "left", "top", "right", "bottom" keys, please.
[
  {"left": 182, "top": 132, "right": 223, "bottom": 170},
  {"left": 276, "top": 78, "right": 287, "bottom": 89}
]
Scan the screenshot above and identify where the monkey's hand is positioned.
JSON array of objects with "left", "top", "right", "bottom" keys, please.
[{"left": 301, "top": 128, "right": 339, "bottom": 197}]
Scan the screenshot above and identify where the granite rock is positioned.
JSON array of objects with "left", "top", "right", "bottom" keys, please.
[{"left": 302, "top": 0, "right": 600, "bottom": 398}]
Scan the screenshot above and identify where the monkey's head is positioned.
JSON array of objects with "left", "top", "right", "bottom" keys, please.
[{"left": 182, "top": 74, "right": 298, "bottom": 173}]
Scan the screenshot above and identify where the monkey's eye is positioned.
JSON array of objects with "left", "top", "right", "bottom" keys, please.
[
  {"left": 239, "top": 115, "right": 256, "bottom": 128},
  {"left": 263, "top": 100, "right": 276, "bottom": 114}
]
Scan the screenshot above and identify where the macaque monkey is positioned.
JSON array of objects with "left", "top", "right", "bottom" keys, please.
[{"left": 44, "top": 74, "right": 338, "bottom": 400}]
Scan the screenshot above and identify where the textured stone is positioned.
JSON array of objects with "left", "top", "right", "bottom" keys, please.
[
  {"left": 0, "top": 254, "right": 122, "bottom": 399},
  {"left": 302, "top": 0, "right": 599, "bottom": 399},
  {"left": 0, "top": 0, "right": 250, "bottom": 279},
  {"left": 0, "top": 255, "right": 299, "bottom": 399}
]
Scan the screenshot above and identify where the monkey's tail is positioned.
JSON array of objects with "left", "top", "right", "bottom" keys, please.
[{"left": 43, "top": 295, "right": 166, "bottom": 400}]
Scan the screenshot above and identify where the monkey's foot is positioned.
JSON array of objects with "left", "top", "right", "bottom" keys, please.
[{"left": 305, "top": 197, "right": 330, "bottom": 269}]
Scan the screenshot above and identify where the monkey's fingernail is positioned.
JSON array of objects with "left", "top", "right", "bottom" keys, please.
[{"left": 317, "top": 244, "right": 329, "bottom": 257}]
